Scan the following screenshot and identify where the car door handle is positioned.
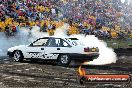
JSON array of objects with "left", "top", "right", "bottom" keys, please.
[
  {"left": 41, "top": 48, "right": 44, "bottom": 50},
  {"left": 57, "top": 48, "right": 60, "bottom": 50}
]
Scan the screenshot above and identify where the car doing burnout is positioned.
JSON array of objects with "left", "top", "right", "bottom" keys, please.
[{"left": 7, "top": 37, "right": 99, "bottom": 66}]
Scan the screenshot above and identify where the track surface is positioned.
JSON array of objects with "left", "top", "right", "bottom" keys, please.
[{"left": 0, "top": 56, "right": 131, "bottom": 88}]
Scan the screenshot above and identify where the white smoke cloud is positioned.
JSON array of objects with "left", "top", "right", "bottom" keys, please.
[
  {"left": 30, "top": 26, "right": 49, "bottom": 39},
  {"left": 82, "top": 35, "right": 117, "bottom": 65},
  {"left": 121, "top": 0, "right": 125, "bottom": 3},
  {"left": 54, "top": 24, "right": 69, "bottom": 37}
]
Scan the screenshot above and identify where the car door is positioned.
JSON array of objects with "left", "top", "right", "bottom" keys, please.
[
  {"left": 25, "top": 38, "right": 49, "bottom": 59},
  {"left": 44, "top": 38, "right": 72, "bottom": 60}
]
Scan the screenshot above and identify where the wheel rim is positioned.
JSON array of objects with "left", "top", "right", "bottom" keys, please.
[
  {"left": 14, "top": 51, "right": 20, "bottom": 61},
  {"left": 60, "top": 55, "right": 69, "bottom": 64}
]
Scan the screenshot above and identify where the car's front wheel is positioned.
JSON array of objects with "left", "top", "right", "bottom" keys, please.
[
  {"left": 58, "top": 54, "right": 71, "bottom": 67},
  {"left": 13, "top": 51, "right": 23, "bottom": 62}
]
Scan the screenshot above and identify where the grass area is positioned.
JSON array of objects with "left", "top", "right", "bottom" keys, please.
[{"left": 105, "top": 39, "right": 132, "bottom": 49}]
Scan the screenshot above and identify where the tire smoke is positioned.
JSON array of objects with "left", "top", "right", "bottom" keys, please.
[{"left": 81, "top": 35, "right": 117, "bottom": 65}]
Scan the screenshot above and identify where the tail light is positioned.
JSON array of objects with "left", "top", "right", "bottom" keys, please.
[
  {"left": 91, "top": 47, "right": 99, "bottom": 52},
  {"left": 84, "top": 48, "right": 89, "bottom": 52}
]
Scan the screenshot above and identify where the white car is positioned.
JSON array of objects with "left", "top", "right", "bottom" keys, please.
[{"left": 7, "top": 37, "right": 99, "bottom": 66}]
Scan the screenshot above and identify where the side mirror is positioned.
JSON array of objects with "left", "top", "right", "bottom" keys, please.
[
  {"left": 29, "top": 43, "right": 33, "bottom": 47},
  {"left": 42, "top": 43, "right": 46, "bottom": 46}
]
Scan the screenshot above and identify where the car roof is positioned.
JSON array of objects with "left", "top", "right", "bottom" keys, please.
[
  {"left": 39, "top": 37, "right": 78, "bottom": 40},
  {"left": 40, "top": 36, "right": 62, "bottom": 39}
]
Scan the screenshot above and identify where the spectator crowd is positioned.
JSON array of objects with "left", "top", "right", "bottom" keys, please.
[{"left": 0, "top": 0, "right": 132, "bottom": 39}]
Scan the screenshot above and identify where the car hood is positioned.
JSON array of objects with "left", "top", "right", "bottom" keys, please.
[{"left": 8, "top": 45, "right": 27, "bottom": 52}]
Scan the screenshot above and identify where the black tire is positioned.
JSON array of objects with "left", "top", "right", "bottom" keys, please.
[
  {"left": 13, "top": 50, "right": 23, "bottom": 62},
  {"left": 58, "top": 54, "right": 71, "bottom": 67},
  {"left": 88, "top": 56, "right": 98, "bottom": 61}
]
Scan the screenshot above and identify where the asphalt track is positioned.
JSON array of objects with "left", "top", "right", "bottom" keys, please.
[{"left": 0, "top": 56, "right": 131, "bottom": 88}]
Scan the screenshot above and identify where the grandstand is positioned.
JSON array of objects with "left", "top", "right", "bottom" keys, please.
[{"left": 0, "top": 0, "right": 132, "bottom": 39}]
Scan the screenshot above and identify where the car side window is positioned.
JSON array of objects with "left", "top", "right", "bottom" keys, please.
[
  {"left": 56, "top": 39, "right": 70, "bottom": 47},
  {"left": 32, "top": 38, "right": 48, "bottom": 46},
  {"left": 46, "top": 38, "right": 70, "bottom": 47},
  {"left": 47, "top": 38, "right": 58, "bottom": 47}
]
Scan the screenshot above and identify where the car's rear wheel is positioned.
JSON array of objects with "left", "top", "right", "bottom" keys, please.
[
  {"left": 13, "top": 51, "right": 23, "bottom": 62},
  {"left": 88, "top": 55, "right": 98, "bottom": 61},
  {"left": 58, "top": 54, "right": 71, "bottom": 67}
]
